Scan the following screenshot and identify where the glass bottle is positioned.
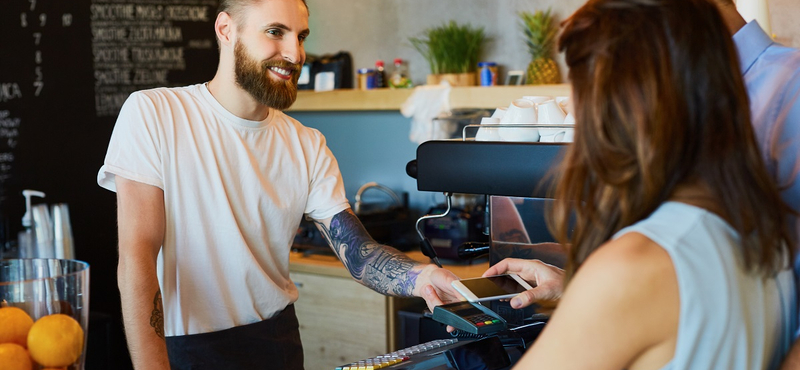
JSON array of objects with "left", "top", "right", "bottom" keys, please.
[
  {"left": 388, "top": 58, "right": 413, "bottom": 89},
  {"left": 375, "top": 60, "right": 387, "bottom": 88}
]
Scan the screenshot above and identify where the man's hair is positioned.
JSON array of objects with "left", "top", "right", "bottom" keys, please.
[
  {"left": 217, "top": 0, "right": 309, "bottom": 27},
  {"left": 551, "top": 0, "right": 792, "bottom": 279}
]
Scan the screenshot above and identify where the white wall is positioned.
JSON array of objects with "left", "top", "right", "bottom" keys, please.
[
  {"left": 303, "top": 0, "right": 800, "bottom": 87},
  {"left": 770, "top": 0, "right": 800, "bottom": 46}
]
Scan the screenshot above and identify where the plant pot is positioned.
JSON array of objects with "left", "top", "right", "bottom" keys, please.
[{"left": 426, "top": 72, "right": 477, "bottom": 86}]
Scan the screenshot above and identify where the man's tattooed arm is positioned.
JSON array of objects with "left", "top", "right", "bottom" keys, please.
[
  {"left": 150, "top": 290, "right": 165, "bottom": 339},
  {"left": 314, "top": 209, "right": 421, "bottom": 297}
]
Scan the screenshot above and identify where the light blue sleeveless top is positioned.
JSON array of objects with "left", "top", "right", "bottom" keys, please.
[{"left": 614, "top": 202, "right": 797, "bottom": 370}]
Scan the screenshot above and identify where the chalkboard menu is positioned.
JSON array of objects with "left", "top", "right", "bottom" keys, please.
[
  {"left": 90, "top": 1, "right": 219, "bottom": 116},
  {"left": 0, "top": 1, "right": 217, "bottom": 367}
]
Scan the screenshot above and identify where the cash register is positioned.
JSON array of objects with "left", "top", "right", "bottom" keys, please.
[{"left": 336, "top": 139, "right": 568, "bottom": 370}]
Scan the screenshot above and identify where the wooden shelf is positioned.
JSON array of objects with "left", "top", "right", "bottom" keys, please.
[{"left": 289, "top": 84, "right": 571, "bottom": 112}]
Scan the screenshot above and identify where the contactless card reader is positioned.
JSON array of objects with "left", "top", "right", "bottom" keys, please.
[{"left": 433, "top": 301, "right": 507, "bottom": 335}]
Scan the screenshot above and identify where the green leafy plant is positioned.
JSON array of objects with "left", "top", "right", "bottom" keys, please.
[
  {"left": 409, "top": 21, "right": 487, "bottom": 75},
  {"left": 520, "top": 9, "right": 561, "bottom": 84}
]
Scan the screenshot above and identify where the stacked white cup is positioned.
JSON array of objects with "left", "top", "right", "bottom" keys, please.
[
  {"left": 497, "top": 99, "right": 539, "bottom": 142},
  {"left": 475, "top": 95, "right": 575, "bottom": 142}
]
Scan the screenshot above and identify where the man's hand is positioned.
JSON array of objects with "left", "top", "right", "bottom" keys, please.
[
  {"left": 415, "top": 265, "right": 462, "bottom": 312},
  {"left": 482, "top": 258, "right": 565, "bottom": 309}
]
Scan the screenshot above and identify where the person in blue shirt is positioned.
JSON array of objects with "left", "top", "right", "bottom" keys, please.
[
  {"left": 715, "top": 2, "right": 800, "bottom": 367},
  {"left": 715, "top": 0, "right": 800, "bottom": 248}
]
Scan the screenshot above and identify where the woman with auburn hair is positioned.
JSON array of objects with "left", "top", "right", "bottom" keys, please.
[{"left": 507, "top": 0, "right": 797, "bottom": 368}]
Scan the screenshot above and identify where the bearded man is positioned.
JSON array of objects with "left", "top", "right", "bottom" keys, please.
[{"left": 97, "top": 0, "right": 461, "bottom": 368}]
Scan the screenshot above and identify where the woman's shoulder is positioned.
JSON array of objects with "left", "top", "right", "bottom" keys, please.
[
  {"left": 565, "top": 232, "right": 678, "bottom": 330},
  {"left": 615, "top": 202, "right": 734, "bottom": 253},
  {"left": 580, "top": 233, "right": 679, "bottom": 364},
  {"left": 519, "top": 233, "right": 678, "bottom": 368},
  {"left": 580, "top": 232, "right": 675, "bottom": 295}
]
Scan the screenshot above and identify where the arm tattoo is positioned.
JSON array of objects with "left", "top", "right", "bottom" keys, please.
[
  {"left": 150, "top": 290, "right": 165, "bottom": 339},
  {"left": 315, "top": 210, "right": 421, "bottom": 297}
]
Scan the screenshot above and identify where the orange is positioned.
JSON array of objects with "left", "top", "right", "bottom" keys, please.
[
  {"left": 0, "top": 307, "right": 34, "bottom": 347},
  {"left": 26, "top": 314, "right": 84, "bottom": 367},
  {"left": 0, "top": 342, "right": 33, "bottom": 370}
]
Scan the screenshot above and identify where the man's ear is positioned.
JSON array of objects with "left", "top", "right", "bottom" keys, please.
[{"left": 215, "top": 11, "right": 235, "bottom": 46}]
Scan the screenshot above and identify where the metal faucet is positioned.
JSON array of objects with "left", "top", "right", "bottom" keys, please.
[{"left": 353, "top": 182, "right": 403, "bottom": 215}]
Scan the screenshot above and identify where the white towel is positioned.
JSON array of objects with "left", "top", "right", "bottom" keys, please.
[{"left": 401, "top": 81, "right": 453, "bottom": 143}]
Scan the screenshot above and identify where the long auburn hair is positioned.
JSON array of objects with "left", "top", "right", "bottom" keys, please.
[{"left": 550, "top": 0, "right": 793, "bottom": 279}]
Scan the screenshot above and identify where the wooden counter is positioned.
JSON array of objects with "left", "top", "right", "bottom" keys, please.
[
  {"left": 289, "top": 250, "right": 489, "bottom": 370},
  {"left": 288, "top": 84, "right": 571, "bottom": 112},
  {"left": 289, "top": 249, "right": 489, "bottom": 279}
]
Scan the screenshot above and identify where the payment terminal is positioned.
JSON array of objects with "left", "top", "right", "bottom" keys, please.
[{"left": 432, "top": 301, "right": 507, "bottom": 335}]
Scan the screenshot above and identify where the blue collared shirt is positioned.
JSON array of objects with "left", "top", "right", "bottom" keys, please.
[
  {"left": 735, "top": 20, "right": 800, "bottom": 338},
  {"left": 735, "top": 21, "right": 800, "bottom": 245}
]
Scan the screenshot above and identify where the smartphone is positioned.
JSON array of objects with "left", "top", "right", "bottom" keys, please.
[{"left": 451, "top": 274, "right": 534, "bottom": 302}]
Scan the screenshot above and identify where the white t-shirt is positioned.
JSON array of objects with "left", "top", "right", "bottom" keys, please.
[{"left": 97, "top": 83, "right": 349, "bottom": 336}]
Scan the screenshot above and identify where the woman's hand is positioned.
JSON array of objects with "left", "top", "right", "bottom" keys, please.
[{"left": 483, "top": 258, "right": 565, "bottom": 309}]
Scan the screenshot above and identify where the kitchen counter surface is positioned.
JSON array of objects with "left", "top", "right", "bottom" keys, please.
[
  {"left": 288, "top": 84, "right": 571, "bottom": 112},
  {"left": 289, "top": 249, "right": 490, "bottom": 279}
]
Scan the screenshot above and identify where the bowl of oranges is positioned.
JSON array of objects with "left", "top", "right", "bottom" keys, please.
[{"left": 0, "top": 259, "right": 89, "bottom": 370}]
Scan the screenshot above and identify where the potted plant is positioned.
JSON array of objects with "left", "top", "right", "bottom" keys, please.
[
  {"left": 410, "top": 21, "right": 487, "bottom": 86},
  {"left": 520, "top": 9, "right": 561, "bottom": 85}
]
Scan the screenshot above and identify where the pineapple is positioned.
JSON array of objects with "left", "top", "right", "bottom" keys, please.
[{"left": 520, "top": 9, "right": 561, "bottom": 85}]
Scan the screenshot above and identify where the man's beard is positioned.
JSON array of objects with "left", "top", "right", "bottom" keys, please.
[{"left": 234, "top": 39, "right": 300, "bottom": 111}]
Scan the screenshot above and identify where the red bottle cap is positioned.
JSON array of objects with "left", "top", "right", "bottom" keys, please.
[
  {"left": 376, "top": 60, "right": 385, "bottom": 67},
  {"left": 394, "top": 58, "right": 403, "bottom": 65}
]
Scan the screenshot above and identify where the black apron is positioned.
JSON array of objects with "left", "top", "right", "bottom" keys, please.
[{"left": 166, "top": 304, "right": 304, "bottom": 370}]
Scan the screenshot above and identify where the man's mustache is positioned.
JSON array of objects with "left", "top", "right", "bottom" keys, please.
[{"left": 262, "top": 60, "right": 301, "bottom": 76}]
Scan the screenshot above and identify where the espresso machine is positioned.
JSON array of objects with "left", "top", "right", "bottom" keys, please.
[
  {"left": 336, "top": 139, "right": 568, "bottom": 370},
  {"left": 408, "top": 139, "right": 568, "bottom": 267}
]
